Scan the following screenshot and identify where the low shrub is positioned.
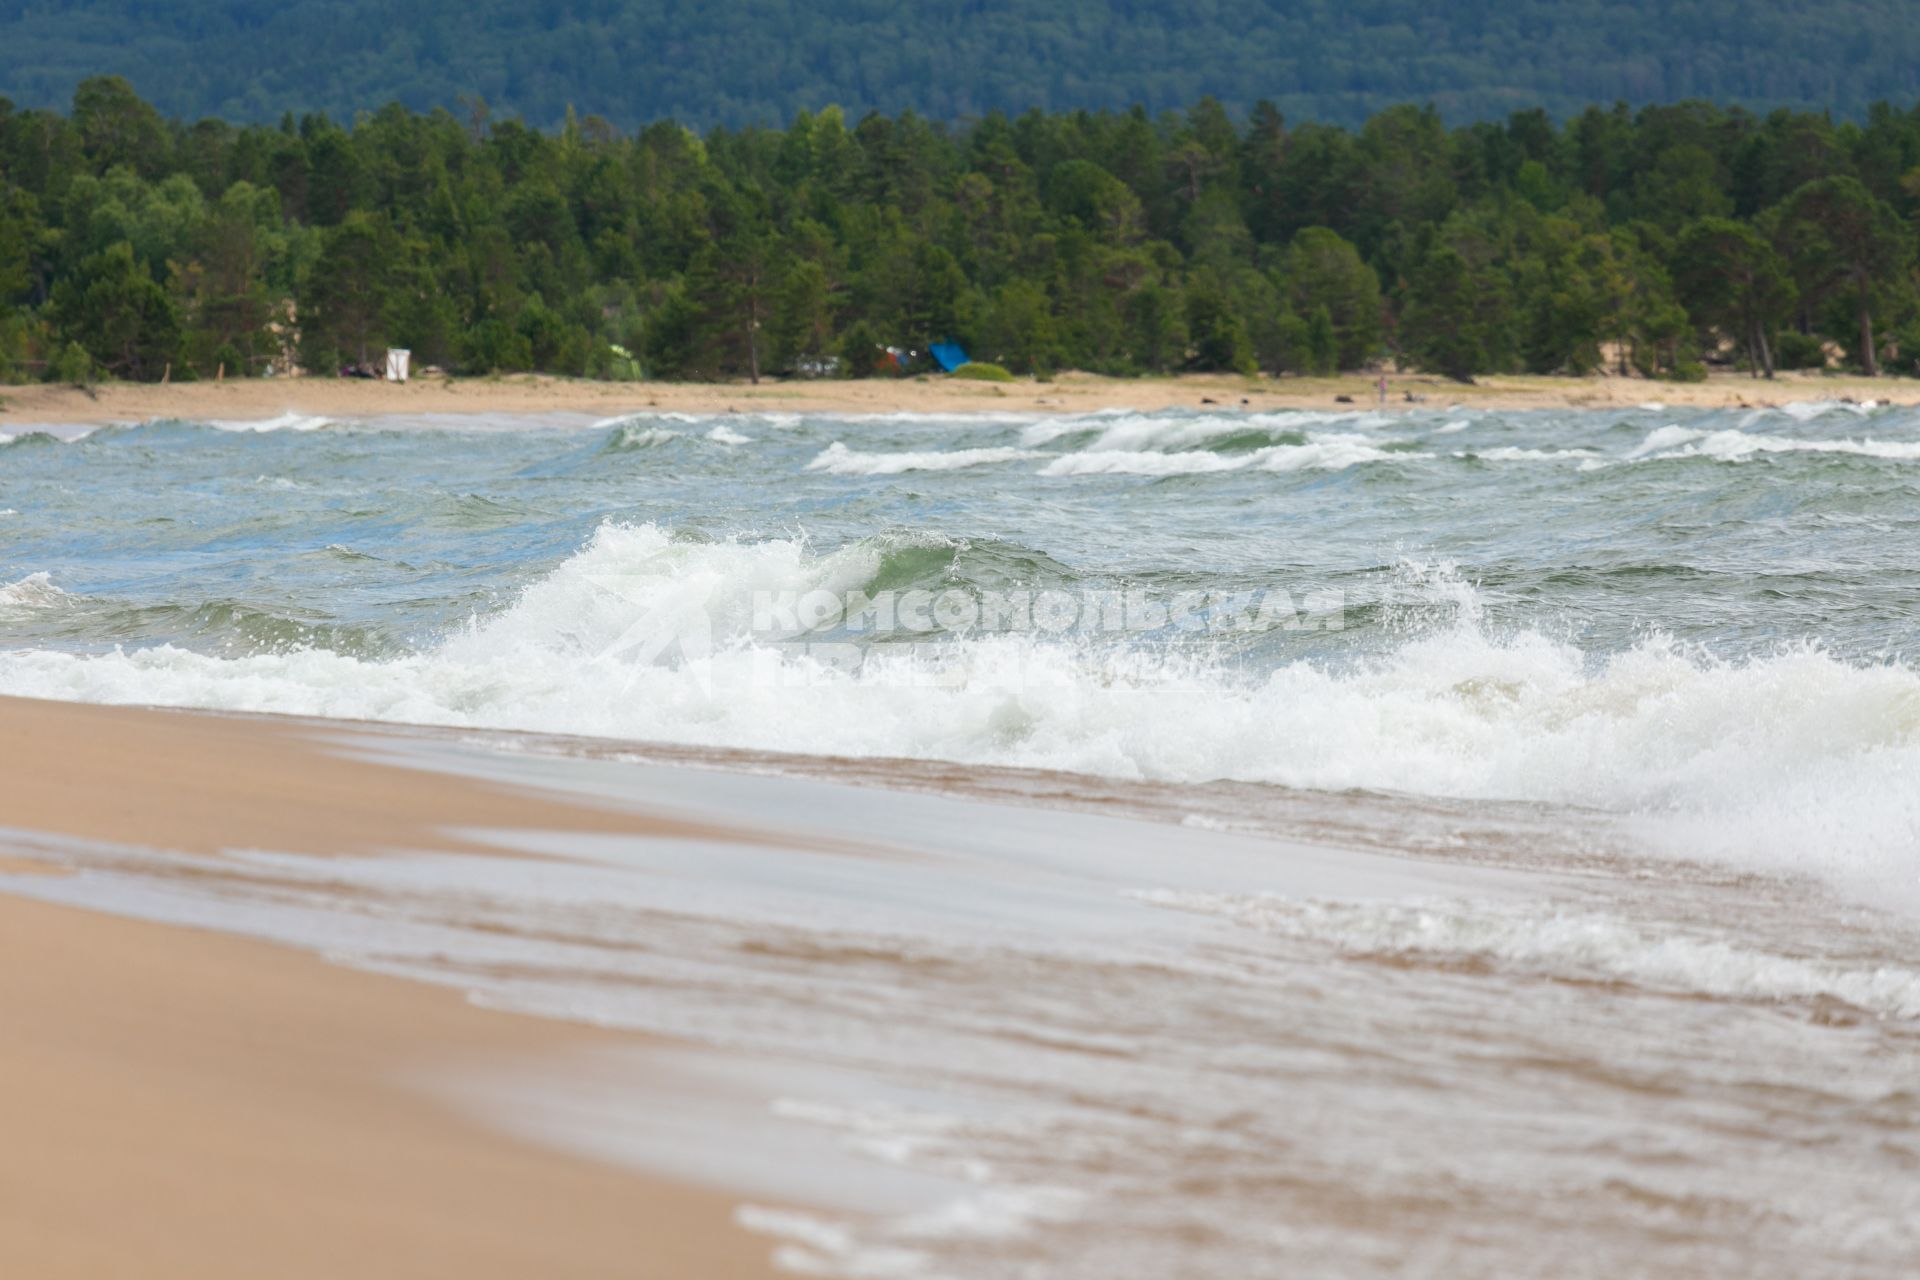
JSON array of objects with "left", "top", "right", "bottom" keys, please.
[
  {"left": 950, "top": 361, "right": 1015, "bottom": 382},
  {"left": 49, "top": 342, "right": 95, "bottom": 386}
]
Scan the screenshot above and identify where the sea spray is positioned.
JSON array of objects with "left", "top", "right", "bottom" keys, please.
[
  {"left": 1, "top": 521, "right": 1916, "bottom": 900},
  {"left": 4, "top": 403, "right": 1920, "bottom": 902}
]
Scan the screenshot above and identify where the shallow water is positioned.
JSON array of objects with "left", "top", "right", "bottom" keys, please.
[
  {"left": 3, "top": 726, "right": 1916, "bottom": 1279},
  {"left": 3, "top": 401, "right": 1919, "bottom": 1275}
]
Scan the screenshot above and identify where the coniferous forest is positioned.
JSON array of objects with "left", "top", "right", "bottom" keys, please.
[{"left": 4, "top": 77, "right": 1920, "bottom": 385}]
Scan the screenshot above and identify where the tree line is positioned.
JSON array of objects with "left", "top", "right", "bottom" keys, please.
[{"left": 4, "top": 77, "right": 1920, "bottom": 386}]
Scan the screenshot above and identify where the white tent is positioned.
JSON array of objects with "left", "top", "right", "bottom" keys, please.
[{"left": 385, "top": 348, "right": 411, "bottom": 382}]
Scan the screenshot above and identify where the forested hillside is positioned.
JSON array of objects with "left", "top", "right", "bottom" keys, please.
[
  {"left": 3, "top": 1, "right": 1920, "bottom": 129},
  {"left": 4, "top": 79, "right": 1920, "bottom": 386}
]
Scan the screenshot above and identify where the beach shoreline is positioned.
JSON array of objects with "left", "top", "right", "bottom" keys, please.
[
  {"left": 0, "top": 695, "right": 789, "bottom": 1280},
  {"left": 0, "top": 896, "right": 783, "bottom": 1280},
  {"left": 2, "top": 676, "right": 1917, "bottom": 1278},
  {"left": 5, "top": 367, "right": 1918, "bottom": 427}
]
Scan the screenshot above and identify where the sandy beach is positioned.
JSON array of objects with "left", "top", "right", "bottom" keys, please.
[
  {"left": 0, "top": 696, "right": 782, "bottom": 1280},
  {"left": 4, "top": 367, "right": 1917, "bottom": 427},
  {"left": 2, "top": 685, "right": 1917, "bottom": 1278},
  {"left": 0, "top": 693, "right": 1545, "bottom": 1280},
  {"left": 0, "top": 896, "right": 779, "bottom": 1280}
]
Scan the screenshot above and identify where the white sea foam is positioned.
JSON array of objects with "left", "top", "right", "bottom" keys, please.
[
  {"left": 206, "top": 412, "right": 332, "bottom": 433},
  {"left": 1258, "top": 434, "right": 1400, "bottom": 471},
  {"left": 1020, "top": 409, "right": 1387, "bottom": 450},
  {"left": 706, "top": 425, "right": 754, "bottom": 445},
  {"left": 1133, "top": 891, "right": 1920, "bottom": 1017},
  {"left": 1039, "top": 434, "right": 1396, "bottom": 475},
  {"left": 606, "top": 424, "right": 682, "bottom": 448},
  {"left": 737, "top": 1205, "right": 932, "bottom": 1276},
  {"left": 594, "top": 411, "right": 707, "bottom": 427},
  {"left": 807, "top": 442, "right": 1042, "bottom": 475},
  {"left": 1630, "top": 425, "right": 1920, "bottom": 462},
  {"left": 1776, "top": 399, "right": 1880, "bottom": 421},
  {"left": 0, "top": 572, "right": 68, "bottom": 610},
  {"left": 0, "top": 524, "right": 1915, "bottom": 903},
  {"left": 739, "top": 1183, "right": 1083, "bottom": 1277}
]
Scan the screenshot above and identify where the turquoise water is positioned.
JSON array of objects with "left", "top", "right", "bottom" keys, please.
[
  {"left": 4, "top": 403, "right": 1918, "bottom": 658},
  {"left": 2, "top": 400, "right": 1917, "bottom": 896}
]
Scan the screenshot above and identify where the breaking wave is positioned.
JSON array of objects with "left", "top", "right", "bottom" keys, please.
[
  {"left": 1628, "top": 424, "right": 1920, "bottom": 463},
  {"left": 0, "top": 572, "right": 70, "bottom": 611},
  {"left": 206, "top": 412, "right": 334, "bottom": 433},
  {"left": 0, "top": 522, "right": 1915, "bottom": 901},
  {"left": 1039, "top": 435, "right": 1395, "bottom": 475},
  {"left": 807, "top": 442, "right": 1044, "bottom": 474}
]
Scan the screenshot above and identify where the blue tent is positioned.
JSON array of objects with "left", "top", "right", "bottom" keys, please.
[{"left": 929, "top": 341, "right": 971, "bottom": 372}]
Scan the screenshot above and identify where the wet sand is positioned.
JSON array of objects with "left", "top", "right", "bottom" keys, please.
[
  {"left": 3, "top": 697, "right": 1915, "bottom": 1278},
  {"left": 0, "top": 696, "right": 781, "bottom": 1280},
  {"left": 4, "top": 367, "right": 1914, "bottom": 427}
]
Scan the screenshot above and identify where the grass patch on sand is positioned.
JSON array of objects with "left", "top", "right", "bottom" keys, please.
[{"left": 950, "top": 361, "right": 1016, "bottom": 383}]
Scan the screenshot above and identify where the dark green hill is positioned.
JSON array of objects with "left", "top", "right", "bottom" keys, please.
[{"left": 2, "top": 0, "right": 1918, "bottom": 128}]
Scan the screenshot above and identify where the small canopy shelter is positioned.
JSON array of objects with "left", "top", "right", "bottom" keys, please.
[{"left": 929, "top": 342, "right": 970, "bottom": 373}]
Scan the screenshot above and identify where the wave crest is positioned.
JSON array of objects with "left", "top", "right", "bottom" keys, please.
[{"left": 1, "top": 525, "right": 1915, "bottom": 901}]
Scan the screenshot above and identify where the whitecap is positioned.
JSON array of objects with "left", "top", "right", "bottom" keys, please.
[
  {"left": 2, "top": 528, "right": 1915, "bottom": 906},
  {"left": 207, "top": 412, "right": 332, "bottom": 433},
  {"left": 0, "top": 572, "right": 69, "bottom": 610},
  {"left": 1040, "top": 434, "right": 1397, "bottom": 475},
  {"left": 1629, "top": 425, "right": 1920, "bottom": 463},
  {"left": 806, "top": 442, "right": 1042, "bottom": 475}
]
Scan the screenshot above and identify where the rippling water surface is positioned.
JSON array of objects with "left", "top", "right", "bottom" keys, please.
[{"left": 3, "top": 400, "right": 1918, "bottom": 1276}]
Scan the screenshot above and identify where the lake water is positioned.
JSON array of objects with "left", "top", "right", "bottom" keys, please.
[{"left": 2, "top": 400, "right": 1917, "bottom": 1275}]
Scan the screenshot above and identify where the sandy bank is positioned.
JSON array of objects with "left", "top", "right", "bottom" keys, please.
[
  {"left": 0, "top": 892, "right": 778, "bottom": 1279},
  {"left": 5, "top": 368, "right": 1916, "bottom": 427},
  {"left": 0, "top": 695, "right": 787, "bottom": 1279},
  {"left": 0, "top": 695, "right": 781, "bottom": 858}
]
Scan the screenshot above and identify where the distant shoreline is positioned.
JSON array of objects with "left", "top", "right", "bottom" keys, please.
[{"left": 7, "top": 369, "right": 1919, "bottom": 427}]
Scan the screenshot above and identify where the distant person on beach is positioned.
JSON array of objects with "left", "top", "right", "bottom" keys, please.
[{"left": 1377, "top": 375, "right": 1388, "bottom": 406}]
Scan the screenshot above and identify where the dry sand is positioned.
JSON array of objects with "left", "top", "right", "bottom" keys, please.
[
  {"left": 0, "top": 695, "right": 783, "bottom": 859},
  {"left": 0, "top": 695, "right": 783, "bottom": 1279},
  {"left": 4, "top": 368, "right": 1916, "bottom": 427}
]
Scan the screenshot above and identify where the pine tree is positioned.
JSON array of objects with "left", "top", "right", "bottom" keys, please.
[
  {"left": 1775, "top": 177, "right": 1913, "bottom": 376},
  {"left": 1673, "top": 217, "right": 1796, "bottom": 378}
]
